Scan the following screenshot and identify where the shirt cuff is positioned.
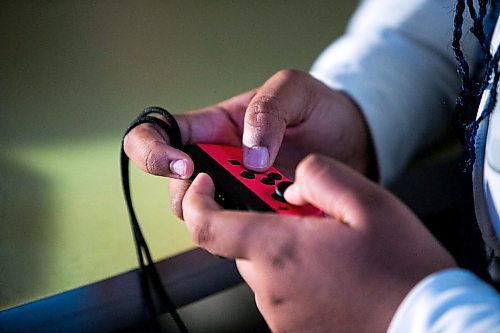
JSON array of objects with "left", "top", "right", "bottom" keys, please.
[{"left": 388, "top": 269, "right": 500, "bottom": 333}]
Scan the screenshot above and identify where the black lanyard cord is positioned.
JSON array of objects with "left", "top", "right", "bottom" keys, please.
[{"left": 120, "top": 107, "right": 188, "bottom": 333}]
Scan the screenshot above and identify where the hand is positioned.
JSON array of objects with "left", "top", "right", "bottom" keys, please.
[
  {"left": 182, "top": 154, "right": 456, "bottom": 333},
  {"left": 123, "top": 69, "right": 375, "bottom": 217}
]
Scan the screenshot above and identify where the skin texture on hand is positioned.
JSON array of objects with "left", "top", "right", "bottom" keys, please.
[
  {"left": 182, "top": 155, "right": 456, "bottom": 333},
  {"left": 123, "top": 69, "right": 376, "bottom": 218}
]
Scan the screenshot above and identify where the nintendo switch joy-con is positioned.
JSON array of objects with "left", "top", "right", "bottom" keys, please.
[{"left": 181, "top": 144, "right": 323, "bottom": 217}]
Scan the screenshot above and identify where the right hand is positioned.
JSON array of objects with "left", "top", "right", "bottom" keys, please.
[
  {"left": 123, "top": 69, "right": 375, "bottom": 217},
  {"left": 180, "top": 154, "right": 456, "bottom": 332}
]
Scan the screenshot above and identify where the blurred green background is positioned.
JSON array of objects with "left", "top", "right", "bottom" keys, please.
[{"left": 0, "top": 0, "right": 357, "bottom": 309}]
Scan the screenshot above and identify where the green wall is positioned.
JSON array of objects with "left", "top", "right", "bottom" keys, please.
[{"left": 0, "top": 0, "right": 357, "bottom": 309}]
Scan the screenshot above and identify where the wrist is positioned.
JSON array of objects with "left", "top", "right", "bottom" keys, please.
[{"left": 333, "top": 90, "right": 379, "bottom": 180}]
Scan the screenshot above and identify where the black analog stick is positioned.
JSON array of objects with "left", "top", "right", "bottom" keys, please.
[{"left": 275, "top": 181, "right": 293, "bottom": 201}]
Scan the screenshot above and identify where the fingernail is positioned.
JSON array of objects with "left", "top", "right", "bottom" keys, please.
[
  {"left": 244, "top": 146, "right": 269, "bottom": 170},
  {"left": 170, "top": 159, "right": 187, "bottom": 177}
]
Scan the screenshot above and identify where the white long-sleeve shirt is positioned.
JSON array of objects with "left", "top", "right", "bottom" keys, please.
[
  {"left": 311, "top": 0, "right": 478, "bottom": 185},
  {"left": 387, "top": 269, "right": 500, "bottom": 332},
  {"left": 310, "top": 0, "right": 500, "bottom": 332}
]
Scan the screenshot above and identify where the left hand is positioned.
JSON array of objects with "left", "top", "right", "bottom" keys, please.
[{"left": 182, "top": 155, "right": 456, "bottom": 332}]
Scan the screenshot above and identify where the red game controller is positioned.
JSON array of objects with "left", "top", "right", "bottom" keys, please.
[{"left": 181, "top": 144, "right": 323, "bottom": 217}]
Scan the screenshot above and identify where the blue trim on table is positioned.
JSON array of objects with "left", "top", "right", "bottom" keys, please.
[{"left": 0, "top": 249, "right": 242, "bottom": 333}]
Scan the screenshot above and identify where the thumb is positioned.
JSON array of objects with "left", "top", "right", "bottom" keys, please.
[
  {"left": 242, "top": 70, "right": 315, "bottom": 171},
  {"left": 284, "top": 154, "right": 390, "bottom": 228}
]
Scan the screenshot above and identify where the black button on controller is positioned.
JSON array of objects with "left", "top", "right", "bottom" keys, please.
[
  {"left": 228, "top": 160, "right": 242, "bottom": 165},
  {"left": 260, "top": 177, "right": 275, "bottom": 185},
  {"left": 247, "top": 169, "right": 263, "bottom": 174},
  {"left": 267, "top": 172, "right": 282, "bottom": 180},
  {"left": 240, "top": 171, "right": 255, "bottom": 179}
]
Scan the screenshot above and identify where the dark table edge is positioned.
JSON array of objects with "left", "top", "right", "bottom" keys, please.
[{"left": 0, "top": 248, "right": 242, "bottom": 333}]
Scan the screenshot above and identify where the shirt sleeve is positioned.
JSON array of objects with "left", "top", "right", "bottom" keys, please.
[
  {"left": 388, "top": 269, "right": 500, "bottom": 333},
  {"left": 310, "top": 0, "right": 479, "bottom": 184}
]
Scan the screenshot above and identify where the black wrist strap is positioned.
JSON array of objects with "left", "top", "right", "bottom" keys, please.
[
  {"left": 120, "top": 106, "right": 188, "bottom": 333},
  {"left": 138, "top": 106, "right": 183, "bottom": 148}
]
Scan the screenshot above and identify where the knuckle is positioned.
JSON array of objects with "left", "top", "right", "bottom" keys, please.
[
  {"left": 266, "top": 229, "right": 297, "bottom": 271},
  {"left": 296, "top": 154, "right": 333, "bottom": 200},
  {"left": 274, "top": 68, "right": 304, "bottom": 81},
  {"left": 247, "top": 95, "right": 285, "bottom": 128},
  {"left": 297, "top": 154, "right": 326, "bottom": 179},
  {"left": 196, "top": 221, "right": 213, "bottom": 248},
  {"left": 269, "top": 293, "right": 286, "bottom": 307},
  {"left": 188, "top": 211, "right": 214, "bottom": 248}
]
